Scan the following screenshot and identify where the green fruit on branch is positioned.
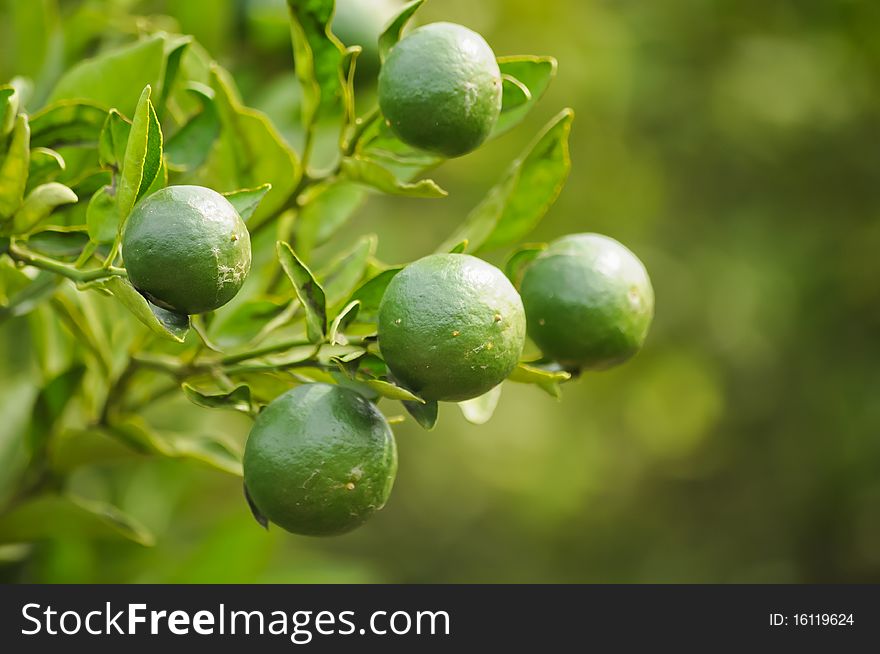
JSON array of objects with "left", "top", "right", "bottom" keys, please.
[
  {"left": 520, "top": 233, "right": 654, "bottom": 371},
  {"left": 378, "top": 22, "right": 502, "bottom": 157},
  {"left": 243, "top": 383, "right": 398, "bottom": 536},
  {"left": 378, "top": 253, "right": 526, "bottom": 402},
  {"left": 122, "top": 185, "right": 252, "bottom": 315}
]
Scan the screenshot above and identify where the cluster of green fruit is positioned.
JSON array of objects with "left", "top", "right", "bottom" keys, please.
[{"left": 119, "top": 22, "right": 654, "bottom": 537}]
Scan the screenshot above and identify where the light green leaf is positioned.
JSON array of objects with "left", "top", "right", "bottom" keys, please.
[
  {"left": 202, "top": 66, "right": 300, "bottom": 223},
  {"left": 86, "top": 185, "right": 118, "bottom": 244},
  {"left": 346, "top": 267, "right": 402, "bottom": 321},
  {"left": 182, "top": 383, "right": 252, "bottom": 414},
  {"left": 507, "top": 362, "right": 571, "bottom": 399},
  {"left": 98, "top": 109, "right": 132, "bottom": 170},
  {"left": 13, "top": 183, "right": 77, "bottom": 233},
  {"left": 208, "top": 298, "right": 288, "bottom": 348},
  {"left": 155, "top": 35, "right": 192, "bottom": 120},
  {"left": 26, "top": 229, "right": 90, "bottom": 261},
  {"left": 117, "top": 86, "right": 163, "bottom": 221},
  {"left": 0, "top": 85, "right": 20, "bottom": 137},
  {"left": 89, "top": 276, "right": 189, "bottom": 342},
  {"left": 493, "top": 56, "right": 558, "bottom": 138},
  {"left": 341, "top": 156, "right": 447, "bottom": 198},
  {"left": 328, "top": 300, "right": 360, "bottom": 345},
  {"left": 320, "top": 234, "right": 376, "bottom": 306},
  {"left": 277, "top": 240, "right": 327, "bottom": 343},
  {"left": 440, "top": 109, "right": 573, "bottom": 253},
  {"left": 295, "top": 179, "right": 366, "bottom": 259},
  {"left": 0, "top": 493, "right": 155, "bottom": 547},
  {"left": 286, "top": 0, "right": 346, "bottom": 130},
  {"left": 378, "top": 0, "right": 425, "bottom": 62},
  {"left": 26, "top": 147, "right": 65, "bottom": 191},
  {"left": 0, "top": 115, "right": 30, "bottom": 219},
  {"left": 47, "top": 35, "right": 167, "bottom": 116},
  {"left": 223, "top": 183, "right": 272, "bottom": 222},
  {"left": 458, "top": 383, "right": 503, "bottom": 425},
  {"left": 26, "top": 364, "right": 86, "bottom": 460},
  {"left": 403, "top": 398, "right": 438, "bottom": 430},
  {"left": 28, "top": 100, "right": 107, "bottom": 149},
  {"left": 165, "top": 85, "right": 219, "bottom": 171},
  {"left": 363, "top": 378, "right": 424, "bottom": 403}
]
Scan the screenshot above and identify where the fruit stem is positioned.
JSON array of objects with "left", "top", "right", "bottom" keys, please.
[{"left": 7, "top": 241, "right": 126, "bottom": 283}]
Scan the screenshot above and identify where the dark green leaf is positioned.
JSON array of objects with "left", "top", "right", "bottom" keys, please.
[
  {"left": 346, "top": 267, "right": 402, "bottom": 320},
  {"left": 209, "top": 299, "right": 288, "bottom": 348},
  {"left": 28, "top": 101, "right": 107, "bottom": 149},
  {"left": 13, "top": 183, "right": 78, "bottom": 234},
  {"left": 97, "top": 110, "right": 132, "bottom": 170},
  {"left": 507, "top": 362, "right": 571, "bottom": 399},
  {"left": 156, "top": 36, "right": 192, "bottom": 120},
  {"left": 26, "top": 229, "right": 90, "bottom": 261},
  {"left": 458, "top": 383, "right": 503, "bottom": 425},
  {"left": 295, "top": 179, "right": 365, "bottom": 259},
  {"left": 341, "top": 156, "right": 447, "bottom": 198},
  {"left": 26, "top": 364, "right": 86, "bottom": 460},
  {"left": 88, "top": 276, "right": 189, "bottom": 342},
  {"left": 493, "top": 56, "right": 558, "bottom": 138},
  {"left": 403, "top": 398, "right": 438, "bottom": 431},
  {"left": 85, "top": 185, "right": 117, "bottom": 244},
  {"left": 505, "top": 243, "right": 546, "bottom": 287},
  {"left": 277, "top": 240, "right": 327, "bottom": 342},
  {"left": 244, "top": 484, "right": 269, "bottom": 530},
  {"left": 47, "top": 35, "right": 167, "bottom": 116},
  {"left": 223, "top": 183, "right": 272, "bottom": 222},
  {"left": 320, "top": 234, "right": 375, "bottom": 306},
  {"left": 363, "top": 378, "right": 424, "bottom": 403},
  {"left": 449, "top": 240, "right": 468, "bottom": 254},
  {"left": 0, "top": 114, "right": 30, "bottom": 219},
  {"left": 117, "top": 86, "right": 163, "bottom": 225},
  {"left": 182, "top": 383, "right": 252, "bottom": 414},
  {"left": 165, "top": 86, "right": 220, "bottom": 171},
  {"left": 328, "top": 300, "right": 360, "bottom": 345},
  {"left": 378, "top": 0, "right": 425, "bottom": 62},
  {"left": 440, "top": 109, "right": 573, "bottom": 253},
  {"left": 286, "top": 0, "right": 346, "bottom": 129}
]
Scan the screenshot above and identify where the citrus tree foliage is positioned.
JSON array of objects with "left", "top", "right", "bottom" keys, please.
[{"left": 0, "top": 0, "right": 577, "bottom": 543}]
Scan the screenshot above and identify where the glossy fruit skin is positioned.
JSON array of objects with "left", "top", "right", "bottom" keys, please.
[
  {"left": 378, "top": 253, "right": 526, "bottom": 402},
  {"left": 243, "top": 383, "right": 397, "bottom": 537},
  {"left": 520, "top": 233, "right": 654, "bottom": 371},
  {"left": 378, "top": 22, "right": 502, "bottom": 157},
  {"left": 122, "top": 185, "right": 251, "bottom": 315}
]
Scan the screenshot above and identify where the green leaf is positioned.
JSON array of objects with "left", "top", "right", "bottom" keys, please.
[
  {"left": 165, "top": 85, "right": 220, "bottom": 171},
  {"left": 85, "top": 185, "right": 117, "bottom": 244},
  {"left": 403, "top": 398, "right": 438, "bottom": 431},
  {"left": 12, "top": 183, "right": 78, "bottom": 234},
  {"left": 26, "top": 229, "right": 90, "bottom": 261},
  {"left": 320, "top": 234, "right": 375, "bottom": 306},
  {"left": 505, "top": 243, "right": 546, "bottom": 287},
  {"left": 449, "top": 240, "right": 468, "bottom": 254},
  {"left": 277, "top": 241, "right": 327, "bottom": 343},
  {"left": 341, "top": 156, "right": 447, "bottom": 198},
  {"left": 295, "top": 179, "right": 366, "bottom": 259},
  {"left": 0, "top": 85, "right": 19, "bottom": 137},
  {"left": 346, "top": 267, "right": 402, "bottom": 321},
  {"left": 507, "top": 362, "right": 571, "bottom": 399},
  {"left": 223, "top": 183, "right": 272, "bottom": 222},
  {"left": 88, "top": 276, "right": 189, "bottom": 342},
  {"left": 286, "top": 0, "right": 346, "bottom": 130},
  {"left": 362, "top": 378, "right": 424, "bottom": 403},
  {"left": 26, "top": 364, "right": 86, "bottom": 460},
  {"left": 0, "top": 272, "right": 58, "bottom": 323},
  {"left": 155, "top": 35, "right": 193, "bottom": 120},
  {"left": 26, "top": 147, "right": 65, "bottom": 191},
  {"left": 202, "top": 66, "right": 300, "bottom": 223},
  {"left": 208, "top": 298, "right": 288, "bottom": 348},
  {"left": 328, "top": 300, "right": 360, "bottom": 345},
  {"left": 182, "top": 383, "right": 252, "bottom": 414},
  {"left": 117, "top": 86, "right": 163, "bottom": 221},
  {"left": 97, "top": 109, "right": 132, "bottom": 170},
  {"left": 440, "top": 109, "right": 573, "bottom": 253},
  {"left": 0, "top": 114, "right": 30, "bottom": 219},
  {"left": 500, "top": 73, "right": 532, "bottom": 111},
  {"left": 28, "top": 101, "right": 107, "bottom": 149},
  {"left": 378, "top": 0, "right": 425, "bottom": 62},
  {"left": 493, "top": 56, "right": 558, "bottom": 138},
  {"left": 458, "top": 383, "right": 503, "bottom": 425},
  {"left": 47, "top": 35, "right": 167, "bottom": 116},
  {"left": 0, "top": 493, "right": 155, "bottom": 547}
]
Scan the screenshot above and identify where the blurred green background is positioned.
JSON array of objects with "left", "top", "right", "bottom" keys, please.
[{"left": 2, "top": 0, "right": 879, "bottom": 583}]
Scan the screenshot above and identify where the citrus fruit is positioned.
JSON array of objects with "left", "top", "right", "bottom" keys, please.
[
  {"left": 243, "top": 383, "right": 397, "bottom": 536},
  {"left": 520, "top": 233, "right": 654, "bottom": 371},
  {"left": 378, "top": 253, "right": 526, "bottom": 402},
  {"left": 121, "top": 185, "right": 251, "bottom": 315},
  {"left": 378, "top": 22, "right": 502, "bottom": 157}
]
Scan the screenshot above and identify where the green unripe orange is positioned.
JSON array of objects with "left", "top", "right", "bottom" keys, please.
[
  {"left": 121, "top": 185, "right": 251, "bottom": 315},
  {"left": 378, "top": 253, "right": 526, "bottom": 402},
  {"left": 378, "top": 22, "right": 502, "bottom": 157},
  {"left": 243, "top": 383, "right": 397, "bottom": 537},
  {"left": 520, "top": 233, "right": 654, "bottom": 371}
]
